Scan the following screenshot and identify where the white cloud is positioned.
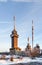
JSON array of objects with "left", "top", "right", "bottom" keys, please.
[
  {"left": 11, "top": 0, "right": 42, "bottom": 2},
  {"left": 33, "top": 0, "right": 42, "bottom": 2},
  {"left": 0, "top": 0, "right": 42, "bottom": 3},
  {"left": 11, "top": 0, "right": 32, "bottom": 2},
  {"left": 0, "top": 0, "right": 7, "bottom": 2},
  {"left": 0, "top": 21, "right": 12, "bottom": 23},
  {"left": 0, "top": 0, "right": 42, "bottom": 2}
]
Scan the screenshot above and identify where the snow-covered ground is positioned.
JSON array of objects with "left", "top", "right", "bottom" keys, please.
[{"left": 0, "top": 55, "right": 42, "bottom": 65}]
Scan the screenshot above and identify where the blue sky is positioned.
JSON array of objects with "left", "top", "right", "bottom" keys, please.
[{"left": 0, "top": 0, "right": 42, "bottom": 52}]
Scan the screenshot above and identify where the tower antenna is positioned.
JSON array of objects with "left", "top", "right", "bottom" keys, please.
[
  {"left": 32, "top": 20, "right": 34, "bottom": 49},
  {"left": 13, "top": 16, "right": 16, "bottom": 30},
  {"left": 28, "top": 37, "right": 30, "bottom": 44}
]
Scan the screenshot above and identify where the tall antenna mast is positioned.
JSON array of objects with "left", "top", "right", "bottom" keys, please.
[
  {"left": 28, "top": 37, "right": 30, "bottom": 44},
  {"left": 32, "top": 20, "right": 34, "bottom": 49},
  {"left": 14, "top": 16, "right": 16, "bottom": 30}
]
